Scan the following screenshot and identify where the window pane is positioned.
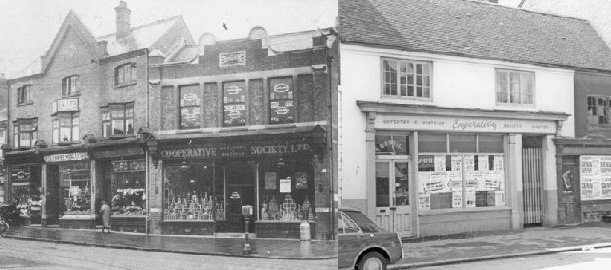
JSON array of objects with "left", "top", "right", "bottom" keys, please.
[
  {"left": 112, "top": 120, "right": 125, "bottom": 135},
  {"left": 52, "top": 120, "right": 59, "bottom": 144},
  {"left": 496, "top": 71, "right": 508, "bottom": 103},
  {"left": 418, "top": 133, "right": 446, "bottom": 153},
  {"left": 375, "top": 162, "right": 390, "bottom": 207},
  {"left": 14, "top": 127, "right": 19, "bottom": 148},
  {"left": 430, "top": 192, "right": 453, "bottom": 210},
  {"left": 111, "top": 109, "right": 125, "bottom": 118},
  {"left": 394, "top": 162, "right": 409, "bottom": 206},
  {"left": 20, "top": 133, "right": 31, "bottom": 147},
  {"left": 103, "top": 122, "right": 111, "bottom": 137},
  {"left": 60, "top": 127, "right": 70, "bottom": 142},
  {"left": 449, "top": 134, "right": 476, "bottom": 153},
  {"left": 72, "top": 116, "right": 79, "bottom": 141},
  {"left": 478, "top": 135, "right": 504, "bottom": 153},
  {"left": 375, "top": 134, "right": 408, "bottom": 155},
  {"left": 126, "top": 118, "right": 134, "bottom": 135}
]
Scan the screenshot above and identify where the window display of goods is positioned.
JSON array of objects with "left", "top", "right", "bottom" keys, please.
[
  {"left": 164, "top": 192, "right": 223, "bottom": 221},
  {"left": 261, "top": 195, "right": 314, "bottom": 222}
]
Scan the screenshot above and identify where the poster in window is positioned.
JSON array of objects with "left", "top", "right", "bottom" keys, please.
[
  {"left": 280, "top": 177, "right": 291, "bottom": 193},
  {"left": 465, "top": 188, "right": 476, "bottom": 208},
  {"left": 434, "top": 155, "right": 446, "bottom": 172},
  {"left": 581, "top": 176, "right": 596, "bottom": 200},
  {"left": 295, "top": 172, "right": 308, "bottom": 189},
  {"left": 495, "top": 191, "right": 505, "bottom": 206},
  {"left": 494, "top": 155, "right": 504, "bottom": 172},
  {"left": 447, "top": 170, "right": 462, "bottom": 191},
  {"left": 418, "top": 155, "right": 435, "bottom": 171},
  {"left": 265, "top": 172, "right": 277, "bottom": 190},
  {"left": 601, "top": 177, "right": 611, "bottom": 198},
  {"left": 478, "top": 155, "right": 489, "bottom": 171},
  {"left": 451, "top": 155, "right": 462, "bottom": 171},
  {"left": 418, "top": 193, "right": 430, "bottom": 210},
  {"left": 223, "top": 104, "right": 246, "bottom": 126},
  {"left": 180, "top": 107, "right": 202, "bottom": 129},
  {"left": 223, "top": 81, "right": 246, "bottom": 104},
  {"left": 269, "top": 77, "right": 293, "bottom": 100},
  {"left": 464, "top": 155, "right": 475, "bottom": 171},
  {"left": 270, "top": 100, "right": 295, "bottom": 124},
  {"left": 421, "top": 172, "right": 447, "bottom": 194},
  {"left": 452, "top": 191, "right": 463, "bottom": 208},
  {"left": 180, "top": 86, "right": 201, "bottom": 107}
]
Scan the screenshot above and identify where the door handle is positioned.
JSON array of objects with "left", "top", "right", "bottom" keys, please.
[{"left": 379, "top": 209, "right": 386, "bottom": 213}]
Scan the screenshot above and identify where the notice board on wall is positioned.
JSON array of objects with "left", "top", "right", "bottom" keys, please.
[{"left": 580, "top": 155, "right": 611, "bottom": 201}]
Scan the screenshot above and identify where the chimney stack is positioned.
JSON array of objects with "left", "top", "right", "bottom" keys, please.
[{"left": 114, "top": 1, "right": 131, "bottom": 39}]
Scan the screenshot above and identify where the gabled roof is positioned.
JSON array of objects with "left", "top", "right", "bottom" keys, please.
[
  {"left": 339, "top": 0, "right": 611, "bottom": 72},
  {"left": 9, "top": 13, "right": 192, "bottom": 80},
  {"left": 98, "top": 15, "right": 186, "bottom": 56}
]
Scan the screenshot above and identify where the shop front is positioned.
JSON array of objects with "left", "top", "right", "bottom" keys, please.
[
  {"left": 3, "top": 150, "right": 43, "bottom": 225},
  {"left": 356, "top": 102, "right": 566, "bottom": 237},
  {"left": 152, "top": 128, "right": 325, "bottom": 238}
]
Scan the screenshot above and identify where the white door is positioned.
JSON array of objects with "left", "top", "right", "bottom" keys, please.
[{"left": 375, "top": 160, "right": 411, "bottom": 236}]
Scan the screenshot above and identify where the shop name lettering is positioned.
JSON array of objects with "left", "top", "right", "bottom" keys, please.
[
  {"left": 382, "top": 118, "right": 551, "bottom": 131},
  {"left": 161, "top": 143, "right": 311, "bottom": 158},
  {"left": 44, "top": 153, "right": 89, "bottom": 163}
]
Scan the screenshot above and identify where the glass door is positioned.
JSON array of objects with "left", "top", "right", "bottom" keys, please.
[{"left": 375, "top": 160, "right": 411, "bottom": 236}]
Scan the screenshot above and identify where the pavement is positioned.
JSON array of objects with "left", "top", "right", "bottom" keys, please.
[
  {"left": 4, "top": 226, "right": 337, "bottom": 260},
  {"left": 391, "top": 223, "right": 611, "bottom": 269}
]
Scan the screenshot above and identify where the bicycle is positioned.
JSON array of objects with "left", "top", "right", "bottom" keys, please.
[{"left": 0, "top": 216, "right": 9, "bottom": 237}]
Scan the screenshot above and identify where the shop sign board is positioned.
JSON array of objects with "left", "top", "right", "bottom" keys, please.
[
  {"left": 160, "top": 142, "right": 312, "bottom": 159},
  {"left": 44, "top": 152, "right": 89, "bottom": 163},
  {"left": 10, "top": 168, "right": 30, "bottom": 184},
  {"left": 580, "top": 155, "right": 611, "bottom": 201},
  {"left": 376, "top": 115, "right": 557, "bottom": 134},
  {"left": 219, "top": 51, "right": 246, "bottom": 67}
]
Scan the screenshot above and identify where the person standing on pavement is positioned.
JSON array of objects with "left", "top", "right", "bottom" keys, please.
[{"left": 100, "top": 201, "right": 111, "bottom": 233}]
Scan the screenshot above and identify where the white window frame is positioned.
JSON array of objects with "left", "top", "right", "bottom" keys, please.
[
  {"left": 381, "top": 58, "right": 432, "bottom": 100},
  {"left": 115, "top": 63, "right": 137, "bottom": 86},
  {"left": 52, "top": 113, "right": 80, "bottom": 144},
  {"left": 495, "top": 68, "right": 535, "bottom": 106},
  {"left": 62, "top": 75, "right": 79, "bottom": 96}
]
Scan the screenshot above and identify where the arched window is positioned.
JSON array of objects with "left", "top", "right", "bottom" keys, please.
[{"left": 115, "top": 63, "right": 137, "bottom": 85}]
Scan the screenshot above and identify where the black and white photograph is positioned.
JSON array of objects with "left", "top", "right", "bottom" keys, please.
[{"left": 5, "top": 0, "right": 611, "bottom": 270}]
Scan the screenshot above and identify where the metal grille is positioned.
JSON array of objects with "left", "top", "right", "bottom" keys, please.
[{"left": 522, "top": 147, "right": 543, "bottom": 226}]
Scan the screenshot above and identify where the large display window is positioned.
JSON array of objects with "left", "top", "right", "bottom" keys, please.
[
  {"left": 10, "top": 166, "right": 42, "bottom": 222},
  {"left": 109, "top": 159, "right": 146, "bottom": 216},
  {"left": 416, "top": 133, "right": 506, "bottom": 211},
  {"left": 59, "top": 161, "right": 91, "bottom": 216},
  {"left": 257, "top": 160, "right": 315, "bottom": 222},
  {"left": 163, "top": 163, "right": 225, "bottom": 221}
]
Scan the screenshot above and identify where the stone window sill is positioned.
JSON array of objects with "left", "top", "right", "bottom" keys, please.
[{"left": 114, "top": 81, "right": 137, "bottom": 89}]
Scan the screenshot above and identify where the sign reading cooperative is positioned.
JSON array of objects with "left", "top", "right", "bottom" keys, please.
[
  {"left": 44, "top": 152, "right": 89, "bottom": 163},
  {"left": 160, "top": 142, "right": 312, "bottom": 159},
  {"left": 375, "top": 115, "right": 557, "bottom": 134}
]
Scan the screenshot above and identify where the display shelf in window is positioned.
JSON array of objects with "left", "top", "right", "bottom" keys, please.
[
  {"left": 60, "top": 162, "right": 92, "bottom": 216},
  {"left": 110, "top": 159, "right": 146, "bottom": 216}
]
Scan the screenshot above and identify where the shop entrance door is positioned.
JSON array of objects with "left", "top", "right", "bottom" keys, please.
[
  {"left": 223, "top": 163, "right": 255, "bottom": 233},
  {"left": 375, "top": 160, "right": 411, "bottom": 237},
  {"left": 522, "top": 136, "right": 543, "bottom": 227},
  {"left": 45, "top": 165, "right": 60, "bottom": 225}
]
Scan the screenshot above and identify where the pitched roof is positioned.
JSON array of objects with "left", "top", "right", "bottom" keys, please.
[
  {"left": 98, "top": 15, "right": 185, "bottom": 56},
  {"left": 339, "top": 0, "right": 611, "bottom": 71},
  {"left": 522, "top": 0, "right": 611, "bottom": 48}
]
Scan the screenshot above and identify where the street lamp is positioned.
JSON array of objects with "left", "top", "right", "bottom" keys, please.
[{"left": 242, "top": 205, "right": 253, "bottom": 255}]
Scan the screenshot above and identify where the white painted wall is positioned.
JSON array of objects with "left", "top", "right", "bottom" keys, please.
[{"left": 339, "top": 44, "right": 575, "bottom": 202}]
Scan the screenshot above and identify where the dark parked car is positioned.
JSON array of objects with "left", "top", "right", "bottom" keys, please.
[{"left": 338, "top": 207, "right": 403, "bottom": 270}]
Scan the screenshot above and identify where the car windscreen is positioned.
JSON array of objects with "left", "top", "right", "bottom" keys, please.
[{"left": 343, "top": 211, "right": 383, "bottom": 233}]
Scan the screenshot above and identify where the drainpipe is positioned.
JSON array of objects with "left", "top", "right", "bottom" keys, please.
[{"left": 145, "top": 48, "right": 150, "bottom": 235}]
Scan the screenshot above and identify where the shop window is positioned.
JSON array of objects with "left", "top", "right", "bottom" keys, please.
[
  {"left": 17, "top": 85, "right": 32, "bottom": 105},
  {"left": 52, "top": 113, "right": 79, "bottom": 144},
  {"left": 375, "top": 162, "right": 390, "bottom": 207},
  {"left": 418, "top": 132, "right": 446, "bottom": 153},
  {"left": 223, "top": 81, "right": 246, "bottom": 126},
  {"left": 496, "top": 69, "right": 534, "bottom": 105},
  {"left": 62, "top": 75, "right": 79, "bottom": 96},
  {"left": 163, "top": 163, "right": 225, "bottom": 221},
  {"left": 10, "top": 166, "right": 42, "bottom": 221},
  {"left": 450, "top": 134, "right": 476, "bottom": 153},
  {"left": 179, "top": 85, "right": 201, "bottom": 129},
  {"left": 109, "top": 160, "right": 146, "bottom": 216},
  {"left": 587, "top": 96, "right": 611, "bottom": 124},
  {"left": 258, "top": 161, "right": 315, "bottom": 222},
  {"left": 375, "top": 134, "right": 409, "bottom": 155},
  {"left": 418, "top": 133, "right": 505, "bottom": 210},
  {"left": 13, "top": 118, "right": 38, "bottom": 148},
  {"left": 269, "top": 77, "right": 295, "bottom": 124},
  {"left": 59, "top": 162, "right": 91, "bottom": 216},
  {"left": 115, "top": 63, "right": 137, "bottom": 86},
  {"left": 101, "top": 103, "right": 134, "bottom": 137},
  {"left": 382, "top": 58, "right": 431, "bottom": 99}
]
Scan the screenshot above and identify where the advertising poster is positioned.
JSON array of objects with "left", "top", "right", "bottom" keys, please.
[
  {"left": 418, "top": 193, "right": 431, "bottom": 210},
  {"left": 295, "top": 172, "right": 308, "bottom": 189},
  {"left": 451, "top": 155, "right": 462, "bottom": 171},
  {"left": 421, "top": 172, "right": 448, "bottom": 193},
  {"left": 580, "top": 155, "right": 611, "bottom": 201},
  {"left": 434, "top": 155, "right": 446, "bottom": 172},
  {"left": 478, "top": 155, "right": 489, "bottom": 171},
  {"left": 264, "top": 172, "right": 277, "bottom": 190},
  {"left": 581, "top": 176, "right": 596, "bottom": 200},
  {"left": 418, "top": 155, "right": 435, "bottom": 171},
  {"left": 447, "top": 171, "right": 462, "bottom": 191},
  {"left": 601, "top": 177, "right": 611, "bottom": 198},
  {"left": 279, "top": 178, "right": 291, "bottom": 193},
  {"left": 452, "top": 191, "right": 463, "bottom": 208},
  {"left": 464, "top": 155, "right": 475, "bottom": 171},
  {"left": 465, "top": 188, "right": 476, "bottom": 208},
  {"left": 494, "top": 155, "right": 504, "bottom": 172}
]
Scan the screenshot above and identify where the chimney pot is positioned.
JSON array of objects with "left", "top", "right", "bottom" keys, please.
[{"left": 115, "top": 1, "right": 131, "bottom": 39}]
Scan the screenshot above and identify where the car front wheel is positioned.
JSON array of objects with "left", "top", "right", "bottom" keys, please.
[{"left": 358, "top": 251, "right": 387, "bottom": 270}]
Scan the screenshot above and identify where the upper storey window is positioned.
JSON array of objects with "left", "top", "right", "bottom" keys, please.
[
  {"left": 102, "top": 103, "right": 134, "bottom": 137},
  {"left": 62, "top": 75, "right": 79, "bottom": 96},
  {"left": 381, "top": 58, "right": 431, "bottom": 99},
  {"left": 495, "top": 69, "right": 534, "bottom": 105},
  {"left": 13, "top": 118, "right": 38, "bottom": 148},
  {"left": 587, "top": 96, "right": 611, "bottom": 124},
  {"left": 17, "top": 85, "right": 32, "bottom": 104},
  {"left": 115, "top": 63, "right": 137, "bottom": 86}
]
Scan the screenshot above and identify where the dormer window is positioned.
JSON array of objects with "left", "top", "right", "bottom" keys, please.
[
  {"left": 17, "top": 85, "right": 32, "bottom": 104},
  {"left": 115, "top": 63, "right": 137, "bottom": 86},
  {"left": 62, "top": 75, "right": 79, "bottom": 96}
]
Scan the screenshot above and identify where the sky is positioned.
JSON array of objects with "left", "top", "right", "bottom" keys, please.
[{"left": 0, "top": 0, "right": 338, "bottom": 78}]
